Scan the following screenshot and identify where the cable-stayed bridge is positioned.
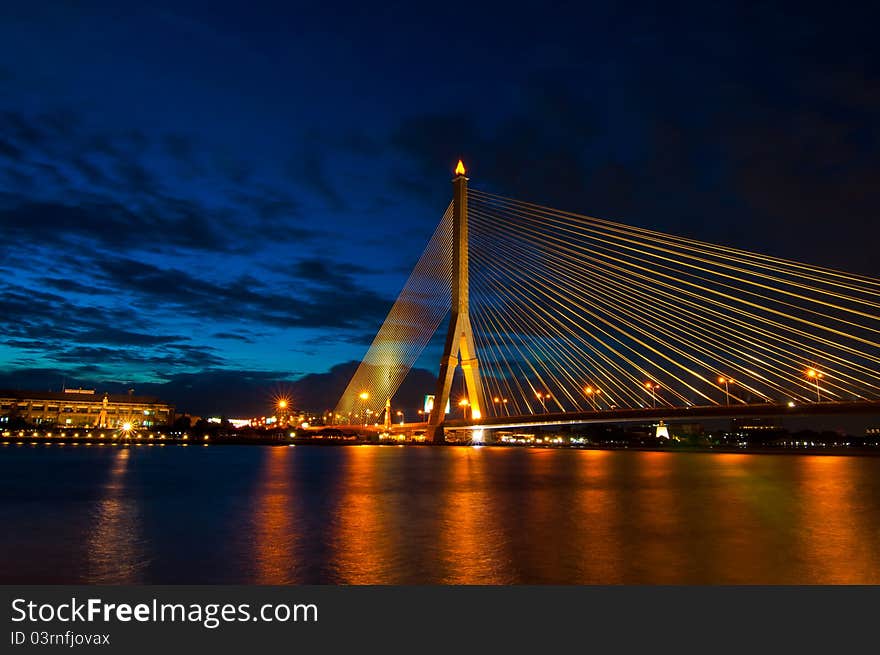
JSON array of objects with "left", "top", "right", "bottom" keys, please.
[{"left": 334, "top": 161, "right": 880, "bottom": 442}]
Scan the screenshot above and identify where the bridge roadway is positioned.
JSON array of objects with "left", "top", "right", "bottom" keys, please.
[
  {"left": 327, "top": 400, "right": 880, "bottom": 435},
  {"left": 440, "top": 400, "right": 880, "bottom": 431}
]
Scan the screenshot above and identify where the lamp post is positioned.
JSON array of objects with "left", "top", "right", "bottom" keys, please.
[
  {"left": 644, "top": 382, "right": 659, "bottom": 408},
  {"left": 358, "top": 391, "right": 369, "bottom": 425},
  {"left": 806, "top": 369, "right": 824, "bottom": 402},
  {"left": 458, "top": 398, "right": 470, "bottom": 420},
  {"left": 396, "top": 410, "right": 404, "bottom": 425},
  {"left": 535, "top": 392, "right": 550, "bottom": 413},
  {"left": 276, "top": 398, "right": 289, "bottom": 428},
  {"left": 717, "top": 376, "right": 734, "bottom": 405},
  {"left": 584, "top": 386, "right": 602, "bottom": 411}
]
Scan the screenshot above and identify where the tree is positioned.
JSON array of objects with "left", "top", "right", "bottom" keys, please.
[{"left": 173, "top": 415, "right": 192, "bottom": 431}]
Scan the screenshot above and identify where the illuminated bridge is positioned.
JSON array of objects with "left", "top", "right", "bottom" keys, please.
[{"left": 334, "top": 161, "right": 880, "bottom": 441}]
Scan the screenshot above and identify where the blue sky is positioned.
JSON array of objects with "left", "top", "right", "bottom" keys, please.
[{"left": 1, "top": 1, "right": 878, "bottom": 414}]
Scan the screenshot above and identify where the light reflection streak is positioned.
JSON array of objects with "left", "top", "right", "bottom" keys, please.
[
  {"left": 86, "top": 447, "right": 149, "bottom": 583},
  {"left": 794, "top": 456, "right": 880, "bottom": 583},
  {"left": 438, "top": 447, "right": 510, "bottom": 583},
  {"left": 251, "top": 446, "right": 299, "bottom": 584},
  {"left": 330, "top": 446, "right": 395, "bottom": 583}
]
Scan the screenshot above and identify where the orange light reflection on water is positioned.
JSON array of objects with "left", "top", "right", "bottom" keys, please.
[
  {"left": 794, "top": 456, "right": 880, "bottom": 584},
  {"left": 251, "top": 446, "right": 299, "bottom": 584},
  {"left": 438, "top": 447, "right": 510, "bottom": 583},
  {"left": 330, "top": 446, "right": 396, "bottom": 584},
  {"left": 87, "top": 448, "right": 149, "bottom": 583}
]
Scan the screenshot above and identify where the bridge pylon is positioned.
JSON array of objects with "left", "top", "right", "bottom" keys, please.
[{"left": 427, "top": 160, "right": 485, "bottom": 443}]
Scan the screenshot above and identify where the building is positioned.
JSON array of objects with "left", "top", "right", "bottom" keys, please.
[
  {"left": 0, "top": 388, "right": 174, "bottom": 428},
  {"left": 725, "top": 417, "right": 785, "bottom": 443}
]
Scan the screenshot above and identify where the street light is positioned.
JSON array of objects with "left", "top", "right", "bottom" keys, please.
[
  {"left": 493, "top": 396, "right": 510, "bottom": 416},
  {"left": 584, "top": 386, "right": 602, "bottom": 410},
  {"left": 276, "top": 398, "right": 290, "bottom": 427},
  {"left": 458, "top": 398, "right": 470, "bottom": 420},
  {"left": 396, "top": 410, "right": 404, "bottom": 425},
  {"left": 644, "top": 381, "right": 659, "bottom": 408},
  {"left": 806, "top": 368, "right": 824, "bottom": 402},
  {"left": 535, "top": 391, "right": 550, "bottom": 413},
  {"left": 717, "top": 376, "right": 734, "bottom": 405},
  {"left": 358, "top": 391, "right": 370, "bottom": 425}
]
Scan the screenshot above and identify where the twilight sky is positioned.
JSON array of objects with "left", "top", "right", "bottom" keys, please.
[{"left": 1, "top": 1, "right": 879, "bottom": 415}]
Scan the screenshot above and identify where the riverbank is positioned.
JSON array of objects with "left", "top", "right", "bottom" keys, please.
[{"left": 3, "top": 433, "right": 880, "bottom": 456}]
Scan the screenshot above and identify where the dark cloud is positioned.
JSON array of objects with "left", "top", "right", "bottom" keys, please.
[
  {"left": 75, "top": 328, "right": 185, "bottom": 347},
  {"left": 0, "top": 110, "right": 44, "bottom": 146},
  {"left": 89, "top": 256, "right": 392, "bottom": 330},
  {"left": 0, "top": 279, "right": 216, "bottom": 378},
  {"left": 0, "top": 110, "right": 317, "bottom": 256},
  {"left": 2, "top": 198, "right": 204, "bottom": 252},
  {"left": 0, "top": 138, "right": 23, "bottom": 160},
  {"left": 37, "top": 277, "right": 112, "bottom": 295},
  {"left": 211, "top": 332, "right": 255, "bottom": 343},
  {"left": 51, "top": 344, "right": 223, "bottom": 369}
]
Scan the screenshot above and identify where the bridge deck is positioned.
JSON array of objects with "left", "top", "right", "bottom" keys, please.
[
  {"left": 327, "top": 400, "right": 880, "bottom": 434},
  {"left": 441, "top": 400, "right": 880, "bottom": 430}
]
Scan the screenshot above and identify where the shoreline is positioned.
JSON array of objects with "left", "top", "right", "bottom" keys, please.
[{"left": 3, "top": 434, "right": 880, "bottom": 456}]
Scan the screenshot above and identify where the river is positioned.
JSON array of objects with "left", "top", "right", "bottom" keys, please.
[{"left": 1, "top": 443, "right": 879, "bottom": 584}]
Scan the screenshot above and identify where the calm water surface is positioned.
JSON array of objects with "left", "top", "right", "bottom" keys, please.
[{"left": 1, "top": 444, "right": 879, "bottom": 584}]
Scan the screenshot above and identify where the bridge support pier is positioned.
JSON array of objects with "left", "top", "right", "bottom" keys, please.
[{"left": 428, "top": 161, "right": 485, "bottom": 442}]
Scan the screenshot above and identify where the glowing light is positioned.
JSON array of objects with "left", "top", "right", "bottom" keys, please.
[
  {"left": 471, "top": 409, "right": 481, "bottom": 420},
  {"left": 277, "top": 399, "right": 288, "bottom": 409},
  {"left": 121, "top": 422, "right": 132, "bottom": 432},
  {"left": 455, "top": 159, "right": 466, "bottom": 175},
  {"left": 359, "top": 391, "right": 369, "bottom": 400}
]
